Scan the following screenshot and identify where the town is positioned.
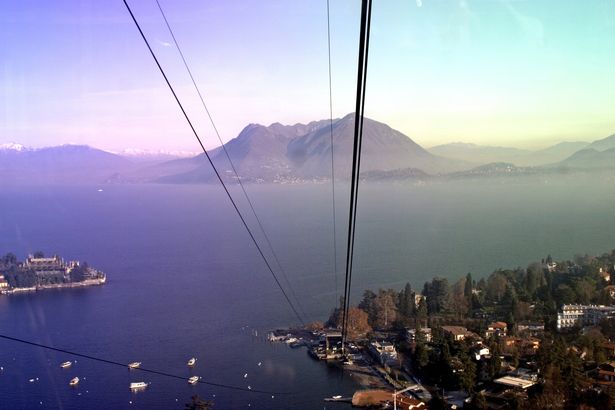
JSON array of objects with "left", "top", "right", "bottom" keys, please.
[
  {"left": 0, "top": 252, "right": 106, "bottom": 294},
  {"left": 270, "top": 249, "right": 615, "bottom": 409}
]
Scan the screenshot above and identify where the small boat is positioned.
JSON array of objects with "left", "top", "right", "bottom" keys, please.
[
  {"left": 129, "top": 382, "right": 149, "bottom": 390},
  {"left": 69, "top": 377, "right": 79, "bottom": 386},
  {"left": 332, "top": 395, "right": 342, "bottom": 399},
  {"left": 188, "top": 376, "right": 200, "bottom": 385},
  {"left": 128, "top": 362, "right": 142, "bottom": 369},
  {"left": 187, "top": 357, "right": 197, "bottom": 367},
  {"left": 60, "top": 361, "right": 72, "bottom": 369}
]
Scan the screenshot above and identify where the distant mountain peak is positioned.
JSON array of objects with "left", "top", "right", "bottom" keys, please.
[{"left": 0, "top": 142, "right": 29, "bottom": 151}]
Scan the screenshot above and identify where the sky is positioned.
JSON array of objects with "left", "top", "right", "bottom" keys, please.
[{"left": 1, "top": 0, "right": 615, "bottom": 152}]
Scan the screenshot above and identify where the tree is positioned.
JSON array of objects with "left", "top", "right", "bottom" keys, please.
[
  {"left": 428, "top": 392, "right": 447, "bottom": 410},
  {"left": 486, "top": 272, "right": 508, "bottom": 302},
  {"left": 554, "top": 284, "right": 576, "bottom": 306},
  {"left": 458, "top": 351, "right": 477, "bottom": 394},
  {"left": 185, "top": 395, "right": 213, "bottom": 410},
  {"left": 345, "top": 307, "right": 372, "bottom": 337},
  {"left": 416, "top": 297, "right": 428, "bottom": 323},
  {"left": 487, "top": 342, "right": 502, "bottom": 379},
  {"left": 1, "top": 253, "right": 17, "bottom": 265},
  {"left": 424, "top": 278, "right": 450, "bottom": 314},
  {"left": 467, "top": 392, "right": 487, "bottom": 410},
  {"left": 306, "top": 321, "right": 324, "bottom": 332},
  {"left": 525, "top": 262, "right": 545, "bottom": 297},
  {"left": 370, "top": 289, "right": 398, "bottom": 329},
  {"left": 358, "top": 290, "right": 377, "bottom": 324},
  {"left": 328, "top": 306, "right": 371, "bottom": 337},
  {"left": 464, "top": 273, "right": 473, "bottom": 306},
  {"left": 398, "top": 282, "right": 415, "bottom": 319},
  {"left": 414, "top": 327, "right": 429, "bottom": 369}
]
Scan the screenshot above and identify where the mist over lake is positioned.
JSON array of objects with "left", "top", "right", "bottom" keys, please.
[{"left": 0, "top": 175, "right": 614, "bottom": 408}]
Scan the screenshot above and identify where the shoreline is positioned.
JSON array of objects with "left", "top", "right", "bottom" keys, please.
[{"left": 1, "top": 276, "right": 106, "bottom": 295}]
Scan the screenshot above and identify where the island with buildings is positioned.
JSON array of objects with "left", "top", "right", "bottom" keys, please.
[
  {"left": 0, "top": 252, "right": 106, "bottom": 294},
  {"left": 271, "top": 249, "right": 615, "bottom": 409}
]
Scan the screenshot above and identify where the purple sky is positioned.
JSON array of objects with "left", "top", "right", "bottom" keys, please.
[{"left": 2, "top": 1, "right": 615, "bottom": 152}]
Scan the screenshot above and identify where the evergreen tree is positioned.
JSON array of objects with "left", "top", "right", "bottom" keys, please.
[{"left": 464, "top": 273, "right": 473, "bottom": 306}]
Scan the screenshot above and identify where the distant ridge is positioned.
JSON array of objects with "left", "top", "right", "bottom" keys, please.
[
  {"left": 429, "top": 140, "right": 590, "bottom": 167},
  {"left": 555, "top": 147, "right": 615, "bottom": 169},
  {"left": 0, "top": 144, "right": 135, "bottom": 184},
  {"left": 2, "top": 123, "right": 614, "bottom": 185},
  {"left": 152, "top": 114, "right": 470, "bottom": 184}
]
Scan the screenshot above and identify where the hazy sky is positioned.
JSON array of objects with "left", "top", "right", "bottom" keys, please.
[{"left": 2, "top": 0, "right": 615, "bottom": 152}]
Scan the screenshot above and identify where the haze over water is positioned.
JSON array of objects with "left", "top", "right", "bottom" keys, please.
[{"left": 0, "top": 176, "right": 614, "bottom": 408}]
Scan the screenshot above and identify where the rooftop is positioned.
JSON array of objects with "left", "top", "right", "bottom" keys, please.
[{"left": 494, "top": 376, "right": 536, "bottom": 390}]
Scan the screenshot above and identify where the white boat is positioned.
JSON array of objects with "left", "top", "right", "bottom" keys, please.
[
  {"left": 60, "top": 361, "right": 72, "bottom": 369},
  {"left": 69, "top": 377, "right": 79, "bottom": 386},
  {"left": 188, "top": 376, "right": 200, "bottom": 385},
  {"left": 128, "top": 362, "right": 142, "bottom": 369},
  {"left": 332, "top": 395, "right": 342, "bottom": 399},
  {"left": 129, "top": 382, "right": 149, "bottom": 390},
  {"left": 187, "top": 357, "right": 197, "bottom": 367}
]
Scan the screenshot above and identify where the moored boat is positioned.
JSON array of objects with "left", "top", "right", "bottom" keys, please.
[
  {"left": 129, "top": 382, "right": 149, "bottom": 390},
  {"left": 60, "top": 361, "right": 72, "bottom": 369},
  {"left": 128, "top": 362, "right": 141, "bottom": 369},
  {"left": 188, "top": 376, "right": 200, "bottom": 385},
  {"left": 187, "top": 357, "right": 197, "bottom": 367},
  {"left": 69, "top": 377, "right": 79, "bottom": 386}
]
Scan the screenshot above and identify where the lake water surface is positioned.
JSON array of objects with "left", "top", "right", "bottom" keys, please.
[{"left": 1, "top": 176, "right": 614, "bottom": 409}]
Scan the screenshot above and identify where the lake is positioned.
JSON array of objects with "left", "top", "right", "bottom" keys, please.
[{"left": 0, "top": 175, "right": 614, "bottom": 408}]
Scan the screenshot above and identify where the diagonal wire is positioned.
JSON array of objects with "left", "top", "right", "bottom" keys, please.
[
  {"left": 153, "top": 0, "right": 307, "bottom": 320},
  {"left": 341, "top": 0, "right": 372, "bottom": 350},
  {"left": 122, "top": 0, "right": 304, "bottom": 326},
  {"left": 326, "top": 0, "right": 338, "bottom": 307},
  {"left": 0, "top": 333, "right": 293, "bottom": 395}
]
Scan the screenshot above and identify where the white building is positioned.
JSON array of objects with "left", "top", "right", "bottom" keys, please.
[
  {"left": 557, "top": 304, "right": 615, "bottom": 330},
  {"left": 472, "top": 345, "right": 490, "bottom": 361},
  {"left": 369, "top": 341, "right": 398, "bottom": 366},
  {"left": 406, "top": 327, "right": 432, "bottom": 343}
]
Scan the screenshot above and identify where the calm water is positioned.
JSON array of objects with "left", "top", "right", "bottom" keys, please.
[{"left": 0, "top": 176, "right": 614, "bottom": 409}]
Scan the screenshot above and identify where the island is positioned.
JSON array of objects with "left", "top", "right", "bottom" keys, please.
[
  {"left": 271, "top": 248, "right": 615, "bottom": 409},
  {"left": 0, "top": 252, "right": 106, "bottom": 294}
]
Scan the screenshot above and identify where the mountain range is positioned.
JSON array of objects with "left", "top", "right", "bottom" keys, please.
[{"left": 1, "top": 115, "right": 614, "bottom": 185}]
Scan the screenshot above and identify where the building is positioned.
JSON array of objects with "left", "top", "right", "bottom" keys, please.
[
  {"left": 485, "top": 321, "right": 507, "bottom": 339},
  {"left": 517, "top": 322, "right": 545, "bottom": 335},
  {"left": 600, "top": 342, "right": 615, "bottom": 359},
  {"left": 597, "top": 361, "right": 615, "bottom": 383},
  {"left": 324, "top": 331, "right": 343, "bottom": 359},
  {"left": 413, "top": 293, "right": 426, "bottom": 308},
  {"left": 556, "top": 304, "right": 615, "bottom": 330},
  {"left": 599, "top": 267, "right": 611, "bottom": 283},
  {"left": 472, "top": 345, "right": 491, "bottom": 361},
  {"left": 494, "top": 375, "right": 537, "bottom": 390},
  {"left": 369, "top": 341, "right": 398, "bottom": 366},
  {"left": 24, "top": 255, "right": 65, "bottom": 271},
  {"left": 406, "top": 327, "right": 432, "bottom": 343},
  {"left": 0, "top": 275, "right": 9, "bottom": 291},
  {"left": 442, "top": 326, "right": 472, "bottom": 341}
]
